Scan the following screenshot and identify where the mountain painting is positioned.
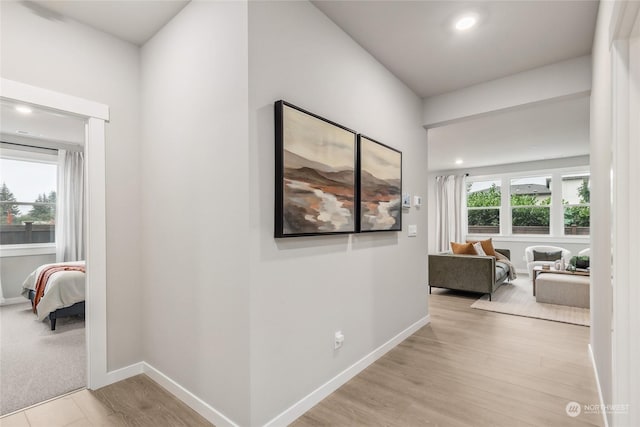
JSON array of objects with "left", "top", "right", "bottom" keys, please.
[
  {"left": 359, "top": 136, "right": 402, "bottom": 232},
  {"left": 275, "top": 102, "right": 357, "bottom": 237}
]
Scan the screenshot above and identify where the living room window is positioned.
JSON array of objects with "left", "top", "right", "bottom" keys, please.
[
  {"left": 0, "top": 145, "right": 57, "bottom": 246},
  {"left": 510, "top": 175, "right": 551, "bottom": 235},
  {"left": 466, "top": 179, "right": 500, "bottom": 234},
  {"left": 562, "top": 173, "right": 590, "bottom": 235},
  {"left": 465, "top": 168, "right": 590, "bottom": 239}
]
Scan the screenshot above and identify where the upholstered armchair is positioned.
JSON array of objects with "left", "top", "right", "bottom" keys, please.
[{"left": 524, "top": 245, "right": 572, "bottom": 278}]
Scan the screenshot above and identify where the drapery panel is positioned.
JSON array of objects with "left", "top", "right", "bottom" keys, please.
[
  {"left": 56, "top": 150, "right": 85, "bottom": 262},
  {"left": 435, "top": 174, "right": 466, "bottom": 252}
]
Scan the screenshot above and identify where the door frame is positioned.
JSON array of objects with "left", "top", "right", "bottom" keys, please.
[
  {"left": 0, "top": 77, "right": 110, "bottom": 389},
  {"left": 610, "top": 2, "right": 640, "bottom": 426}
]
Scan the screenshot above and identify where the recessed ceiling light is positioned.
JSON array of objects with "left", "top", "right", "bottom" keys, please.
[
  {"left": 455, "top": 159, "right": 464, "bottom": 165},
  {"left": 15, "top": 105, "right": 33, "bottom": 114},
  {"left": 16, "top": 130, "right": 30, "bottom": 135},
  {"left": 455, "top": 15, "right": 477, "bottom": 31}
]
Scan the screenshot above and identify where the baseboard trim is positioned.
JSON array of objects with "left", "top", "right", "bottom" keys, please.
[
  {"left": 588, "top": 344, "right": 609, "bottom": 427},
  {"left": 263, "top": 314, "right": 431, "bottom": 427},
  {"left": 143, "top": 362, "right": 239, "bottom": 427},
  {"left": 102, "top": 362, "right": 144, "bottom": 387},
  {"left": 98, "top": 361, "right": 238, "bottom": 426},
  {"left": 0, "top": 297, "right": 28, "bottom": 306},
  {"left": 93, "top": 315, "right": 430, "bottom": 427}
]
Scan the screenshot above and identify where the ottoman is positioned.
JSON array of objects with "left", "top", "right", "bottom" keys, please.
[{"left": 535, "top": 274, "right": 590, "bottom": 308}]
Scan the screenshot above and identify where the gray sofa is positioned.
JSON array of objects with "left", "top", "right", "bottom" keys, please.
[{"left": 428, "top": 249, "right": 511, "bottom": 301}]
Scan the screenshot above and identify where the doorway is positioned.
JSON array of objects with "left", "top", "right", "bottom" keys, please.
[
  {"left": 0, "top": 78, "right": 109, "bottom": 406},
  {"left": 0, "top": 104, "right": 87, "bottom": 413}
]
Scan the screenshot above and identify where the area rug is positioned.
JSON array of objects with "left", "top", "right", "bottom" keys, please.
[
  {"left": 0, "top": 302, "right": 86, "bottom": 415},
  {"left": 470, "top": 277, "right": 590, "bottom": 326}
]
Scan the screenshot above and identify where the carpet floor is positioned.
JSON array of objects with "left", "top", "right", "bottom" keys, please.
[
  {"left": 0, "top": 302, "right": 86, "bottom": 415},
  {"left": 469, "top": 277, "right": 590, "bottom": 326}
]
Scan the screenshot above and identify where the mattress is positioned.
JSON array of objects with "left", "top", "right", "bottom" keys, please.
[{"left": 21, "top": 261, "right": 86, "bottom": 321}]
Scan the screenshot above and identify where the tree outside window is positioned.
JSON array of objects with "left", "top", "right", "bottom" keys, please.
[
  {"left": 467, "top": 181, "right": 500, "bottom": 234},
  {"left": 563, "top": 175, "right": 590, "bottom": 235}
]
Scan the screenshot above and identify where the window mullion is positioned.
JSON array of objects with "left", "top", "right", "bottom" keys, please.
[
  {"left": 502, "top": 176, "right": 511, "bottom": 236},
  {"left": 551, "top": 172, "right": 563, "bottom": 236}
]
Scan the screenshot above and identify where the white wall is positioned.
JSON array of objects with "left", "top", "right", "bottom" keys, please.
[
  {"left": 423, "top": 56, "right": 592, "bottom": 128},
  {"left": 590, "top": 1, "right": 614, "bottom": 420},
  {"left": 248, "top": 2, "right": 428, "bottom": 425},
  {"left": 0, "top": 254, "right": 55, "bottom": 299},
  {"left": 0, "top": 1, "right": 143, "bottom": 369},
  {"left": 139, "top": 2, "right": 250, "bottom": 425}
]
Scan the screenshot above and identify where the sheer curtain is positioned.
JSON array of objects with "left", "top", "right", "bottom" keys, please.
[
  {"left": 435, "top": 174, "right": 466, "bottom": 252},
  {"left": 56, "top": 150, "right": 85, "bottom": 262}
]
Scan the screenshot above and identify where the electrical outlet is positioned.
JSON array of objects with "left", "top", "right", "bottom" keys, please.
[{"left": 334, "top": 331, "right": 344, "bottom": 349}]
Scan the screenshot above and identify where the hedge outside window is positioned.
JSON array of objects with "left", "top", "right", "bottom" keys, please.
[
  {"left": 510, "top": 176, "right": 551, "bottom": 235},
  {"left": 563, "top": 174, "right": 590, "bottom": 235},
  {"left": 467, "top": 180, "right": 500, "bottom": 234}
]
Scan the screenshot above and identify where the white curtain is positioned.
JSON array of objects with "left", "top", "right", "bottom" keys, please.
[
  {"left": 56, "top": 150, "right": 85, "bottom": 262},
  {"left": 435, "top": 174, "right": 466, "bottom": 252}
]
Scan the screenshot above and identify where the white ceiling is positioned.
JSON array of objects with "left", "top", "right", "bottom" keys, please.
[
  {"left": 427, "top": 96, "right": 590, "bottom": 172},
  {"left": 11, "top": 1, "right": 596, "bottom": 170},
  {"left": 0, "top": 100, "right": 86, "bottom": 145},
  {"left": 312, "top": 1, "right": 596, "bottom": 171},
  {"left": 313, "top": 1, "right": 598, "bottom": 98},
  {"left": 28, "top": 0, "right": 190, "bottom": 45}
]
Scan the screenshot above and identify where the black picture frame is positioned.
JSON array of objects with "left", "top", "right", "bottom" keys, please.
[
  {"left": 358, "top": 135, "right": 402, "bottom": 232},
  {"left": 274, "top": 100, "right": 358, "bottom": 237}
]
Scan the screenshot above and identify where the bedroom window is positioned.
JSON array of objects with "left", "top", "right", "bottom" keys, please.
[
  {"left": 563, "top": 173, "right": 590, "bottom": 235},
  {"left": 510, "top": 175, "right": 551, "bottom": 235},
  {"left": 466, "top": 179, "right": 500, "bottom": 234},
  {"left": 0, "top": 147, "right": 57, "bottom": 246}
]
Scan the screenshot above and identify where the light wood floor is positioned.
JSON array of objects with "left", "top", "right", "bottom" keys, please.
[
  {"left": 0, "top": 375, "right": 211, "bottom": 427},
  {"left": 1, "top": 290, "right": 603, "bottom": 426},
  {"left": 293, "top": 290, "right": 603, "bottom": 426}
]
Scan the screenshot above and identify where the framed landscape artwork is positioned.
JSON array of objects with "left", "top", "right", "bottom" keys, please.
[
  {"left": 274, "top": 101, "right": 357, "bottom": 237},
  {"left": 358, "top": 135, "right": 402, "bottom": 232}
]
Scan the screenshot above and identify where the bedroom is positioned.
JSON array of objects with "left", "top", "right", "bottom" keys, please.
[{"left": 0, "top": 99, "right": 88, "bottom": 415}]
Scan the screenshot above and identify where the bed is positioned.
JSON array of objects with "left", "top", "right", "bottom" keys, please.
[{"left": 21, "top": 260, "right": 86, "bottom": 331}]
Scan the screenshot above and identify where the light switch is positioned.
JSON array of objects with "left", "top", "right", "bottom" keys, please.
[
  {"left": 414, "top": 196, "right": 422, "bottom": 207},
  {"left": 408, "top": 224, "right": 417, "bottom": 237}
]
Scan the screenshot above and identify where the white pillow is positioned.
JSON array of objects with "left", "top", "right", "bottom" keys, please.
[{"left": 473, "top": 242, "right": 487, "bottom": 256}]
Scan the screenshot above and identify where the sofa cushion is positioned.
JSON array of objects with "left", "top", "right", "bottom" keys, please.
[
  {"left": 451, "top": 242, "right": 476, "bottom": 255},
  {"left": 472, "top": 242, "right": 487, "bottom": 256},
  {"left": 467, "top": 238, "right": 497, "bottom": 257},
  {"left": 496, "top": 261, "right": 509, "bottom": 281},
  {"left": 533, "top": 250, "right": 562, "bottom": 261}
]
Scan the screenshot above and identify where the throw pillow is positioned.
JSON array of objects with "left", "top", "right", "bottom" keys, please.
[
  {"left": 473, "top": 242, "right": 487, "bottom": 256},
  {"left": 451, "top": 242, "right": 477, "bottom": 255},
  {"left": 533, "top": 250, "right": 562, "bottom": 261},
  {"left": 467, "top": 238, "right": 497, "bottom": 257}
]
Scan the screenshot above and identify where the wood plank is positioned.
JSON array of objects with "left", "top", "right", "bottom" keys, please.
[{"left": 293, "top": 291, "right": 602, "bottom": 426}]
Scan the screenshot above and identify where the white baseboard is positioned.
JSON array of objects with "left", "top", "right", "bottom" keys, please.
[
  {"left": 94, "top": 315, "right": 430, "bottom": 427},
  {"left": 0, "top": 297, "right": 28, "bottom": 306},
  {"left": 103, "top": 362, "right": 144, "bottom": 386},
  {"left": 143, "top": 362, "right": 239, "bottom": 427},
  {"left": 589, "top": 344, "right": 609, "bottom": 427},
  {"left": 98, "top": 361, "right": 238, "bottom": 426},
  {"left": 263, "top": 314, "right": 431, "bottom": 427}
]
